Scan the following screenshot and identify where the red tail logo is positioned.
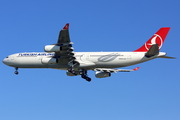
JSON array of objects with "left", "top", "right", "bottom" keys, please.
[{"left": 134, "top": 27, "right": 170, "bottom": 52}]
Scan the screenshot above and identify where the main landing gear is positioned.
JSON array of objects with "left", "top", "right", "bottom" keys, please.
[
  {"left": 68, "top": 68, "right": 91, "bottom": 82},
  {"left": 67, "top": 61, "right": 78, "bottom": 76},
  {"left": 79, "top": 70, "right": 91, "bottom": 82},
  {"left": 67, "top": 61, "right": 91, "bottom": 82},
  {"left": 14, "top": 67, "right": 19, "bottom": 75}
]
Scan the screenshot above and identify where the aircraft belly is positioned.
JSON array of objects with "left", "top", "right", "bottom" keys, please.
[
  {"left": 47, "top": 64, "right": 69, "bottom": 70},
  {"left": 13, "top": 57, "right": 46, "bottom": 68}
]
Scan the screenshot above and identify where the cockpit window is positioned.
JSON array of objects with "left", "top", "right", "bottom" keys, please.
[{"left": 6, "top": 56, "right": 8, "bottom": 58}]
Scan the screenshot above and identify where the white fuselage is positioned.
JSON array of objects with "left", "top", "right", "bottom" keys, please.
[{"left": 2, "top": 52, "right": 166, "bottom": 70}]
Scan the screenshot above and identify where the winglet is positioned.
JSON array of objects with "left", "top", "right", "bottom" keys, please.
[
  {"left": 133, "top": 67, "right": 140, "bottom": 71},
  {"left": 63, "top": 23, "right": 69, "bottom": 30}
]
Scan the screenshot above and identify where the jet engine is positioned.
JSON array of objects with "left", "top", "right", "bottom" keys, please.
[
  {"left": 41, "top": 58, "right": 58, "bottom": 64},
  {"left": 44, "top": 45, "right": 61, "bottom": 52},
  {"left": 95, "top": 71, "right": 111, "bottom": 78}
]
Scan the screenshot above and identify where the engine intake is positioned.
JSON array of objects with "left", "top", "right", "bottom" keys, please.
[{"left": 95, "top": 71, "right": 111, "bottom": 78}]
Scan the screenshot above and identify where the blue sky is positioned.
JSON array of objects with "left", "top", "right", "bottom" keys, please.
[{"left": 0, "top": 0, "right": 180, "bottom": 120}]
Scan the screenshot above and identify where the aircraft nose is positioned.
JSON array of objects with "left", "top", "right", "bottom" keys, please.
[{"left": 2, "top": 58, "right": 8, "bottom": 65}]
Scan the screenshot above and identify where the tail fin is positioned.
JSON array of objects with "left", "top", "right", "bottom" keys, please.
[{"left": 134, "top": 27, "right": 170, "bottom": 52}]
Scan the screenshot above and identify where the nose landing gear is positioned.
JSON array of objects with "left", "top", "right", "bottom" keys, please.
[{"left": 14, "top": 67, "right": 19, "bottom": 75}]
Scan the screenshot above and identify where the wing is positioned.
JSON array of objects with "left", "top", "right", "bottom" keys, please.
[
  {"left": 57, "top": 23, "right": 71, "bottom": 44},
  {"left": 54, "top": 23, "right": 76, "bottom": 64},
  {"left": 94, "top": 67, "right": 140, "bottom": 73}
]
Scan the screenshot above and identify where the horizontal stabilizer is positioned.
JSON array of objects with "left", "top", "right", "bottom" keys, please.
[
  {"left": 158, "top": 56, "right": 176, "bottom": 59},
  {"left": 145, "top": 44, "right": 159, "bottom": 58}
]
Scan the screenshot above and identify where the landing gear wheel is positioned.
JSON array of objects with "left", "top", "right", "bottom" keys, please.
[
  {"left": 81, "top": 75, "right": 86, "bottom": 79},
  {"left": 86, "top": 77, "right": 91, "bottom": 82},
  {"left": 72, "top": 70, "right": 77, "bottom": 75},
  {"left": 81, "top": 72, "right": 92, "bottom": 82},
  {"left": 67, "top": 68, "right": 78, "bottom": 76},
  {"left": 14, "top": 67, "right": 19, "bottom": 75},
  {"left": 14, "top": 71, "right": 19, "bottom": 75},
  {"left": 79, "top": 71, "right": 83, "bottom": 75}
]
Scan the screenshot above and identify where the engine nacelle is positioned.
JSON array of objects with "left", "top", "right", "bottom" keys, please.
[
  {"left": 66, "top": 71, "right": 78, "bottom": 76},
  {"left": 95, "top": 71, "right": 111, "bottom": 78},
  {"left": 44, "top": 45, "right": 61, "bottom": 52},
  {"left": 41, "top": 58, "right": 58, "bottom": 64}
]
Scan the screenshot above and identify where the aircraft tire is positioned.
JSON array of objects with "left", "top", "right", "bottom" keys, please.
[
  {"left": 86, "top": 77, "right": 91, "bottom": 82},
  {"left": 14, "top": 71, "right": 19, "bottom": 75}
]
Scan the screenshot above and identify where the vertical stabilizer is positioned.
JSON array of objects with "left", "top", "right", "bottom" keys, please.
[{"left": 134, "top": 27, "right": 170, "bottom": 52}]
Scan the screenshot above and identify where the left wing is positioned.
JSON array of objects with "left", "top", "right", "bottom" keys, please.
[
  {"left": 94, "top": 67, "right": 140, "bottom": 73},
  {"left": 54, "top": 23, "right": 76, "bottom": 64}
]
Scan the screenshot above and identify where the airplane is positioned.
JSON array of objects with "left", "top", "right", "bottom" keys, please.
[{"left": 2, "top": 23, "right": 175, "bottom": 82}]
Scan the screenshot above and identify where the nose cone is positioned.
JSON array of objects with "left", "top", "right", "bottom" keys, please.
[
  {"left": 2, "top": 58, "right": 7, "bottom": 65},
  {"left": 3, "top": 57, "right": 16, "bottom": 67},
  {"left": 2, "top": 58, "right": 10, "bottom": 65}
]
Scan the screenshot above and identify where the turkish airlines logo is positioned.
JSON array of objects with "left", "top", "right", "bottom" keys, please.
[{"left": 145, "top": 34, "right": 163, "bottom": 50}]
